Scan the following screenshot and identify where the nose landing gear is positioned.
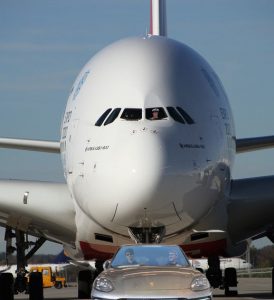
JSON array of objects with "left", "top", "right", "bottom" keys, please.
[{"left": 128, "top": 225, "right": 166, "bottom": 243}]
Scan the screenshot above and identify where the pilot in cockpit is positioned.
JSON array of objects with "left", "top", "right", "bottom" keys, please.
[{"left": 150, "top": 108, "right": 160, "bottom": 120}]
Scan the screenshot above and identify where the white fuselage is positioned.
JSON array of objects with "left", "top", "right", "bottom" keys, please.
[
  {"left": 60, "top": 36, "right": 235, "bottom": 257},
  {"left": 190, "top": 257, "right": 252, "bottom": 271}
]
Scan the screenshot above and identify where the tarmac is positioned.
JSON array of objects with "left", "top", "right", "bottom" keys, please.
[{"left": 13, "top": 278, "right": 274, "bottom": 300}]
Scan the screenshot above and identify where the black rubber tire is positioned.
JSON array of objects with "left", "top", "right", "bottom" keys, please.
[
  {"left": 29, "top": 272, "right": 44, "bottom": 300},
  {"left": 78, "top": 270, "right": 92, "bottom": 299},
  {"left": 206, "top": 268, "right": 222, "bottom": 288},
  {"left": 224, "top": 267, "right": 238, "bottom": 296},
  {"left": 14, "top": 274, "right": 28, "bottom": 294},
  {"left": 224, "top": 268, "right": 237, "bottom": 285},
  {"left": 0, "top": 273, "right": 14, "bottom": 300}
]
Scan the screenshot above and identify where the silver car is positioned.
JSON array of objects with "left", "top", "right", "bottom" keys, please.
[{"left": 92, "top": 245, "right": 212, "bottom": 300}]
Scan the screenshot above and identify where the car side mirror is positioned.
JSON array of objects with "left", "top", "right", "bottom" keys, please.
[{"left": 103, "top": 259, "right": 111, "bottom": 270}]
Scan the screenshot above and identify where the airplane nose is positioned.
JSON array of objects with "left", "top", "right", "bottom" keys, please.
[
  {"left": 77, "top": 130, "right": 172, "bottom": 229},
  {"left": 110, "top": 131, "right": 180, "bottom": 228},
  {"left": 112, "top": 131, "right": 166, "bottom": 210}
]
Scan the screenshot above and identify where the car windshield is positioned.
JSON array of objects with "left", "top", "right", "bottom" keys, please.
[{"left": 110, "top": 245, "right": 190, "bottom": 268}]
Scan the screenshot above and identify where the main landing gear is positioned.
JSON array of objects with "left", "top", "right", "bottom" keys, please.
[
  {"left": 0, "top": 226, "right": 46, "bottom": 300},
  {"left": 205, "top": 256, "right": 238, "bottom": 296}
]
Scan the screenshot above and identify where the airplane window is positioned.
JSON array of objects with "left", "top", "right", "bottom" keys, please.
[
  {"left": 166, "top": 107, "right": 185, "bottom": 124},
  {"left": 176, "top": 106, "right": 195, "bottom": 124},
  {"left": 95, "top": 108, "right": 112, "bottom": 126},
  {"left": 120, "top": 108, "right": 142, "bottom": 121},
  {"left": 146, "top": 107, "right": 167, "bottom": 120},
  {"left": 104, "top": 108, "right": 121, "bottom": 125}
]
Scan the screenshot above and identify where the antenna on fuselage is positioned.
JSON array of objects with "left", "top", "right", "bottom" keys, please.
[{"left": 149, "top": 0, "right": 167, "bottom": 36}]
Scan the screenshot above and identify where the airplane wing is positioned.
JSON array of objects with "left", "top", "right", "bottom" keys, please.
[
  {"left": 0, "top": 180, "right": 76, "bottom": 245},
  {"left": 228, "top": 175, "right": 274, "bottom": 244},
  {"left": 236, "top": 135, "right": 274, "bottom": 153},
  {"left": 0, "top": 137, "right": 60, "bottom": 153},
  {"left": 0, "top": 138, "right": 76, "bottom": 253},
  {"left": 231, "top": 135, "right": 274, "bottom": 243}
]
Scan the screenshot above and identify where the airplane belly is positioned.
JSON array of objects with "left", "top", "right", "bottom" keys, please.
[{"left": 112, "top": 171, "right": 222, "bottom": 234}]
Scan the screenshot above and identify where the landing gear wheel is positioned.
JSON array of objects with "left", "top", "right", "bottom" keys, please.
[
  {"left": 224, "top": 267, "right": 238, "bottom": 296},
  {"left": 206, "top": 255, "right": 222, "bottom": 289},
  {"left": 78, "top": 270, "right": 92, "bottom": 299},
  {"left": 206, "top": 267, "right": 222, "bottom": 288},
  {"left": 29, "top": 272, "right": 43, "bottom": 300},
  {"left": 0, "top": 273, "right": 14, "bottom": 300},
  {"left": 14, "top": 273, "right": 27, "bottom": 294}
]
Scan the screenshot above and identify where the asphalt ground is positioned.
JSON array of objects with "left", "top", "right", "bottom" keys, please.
[{"left": 13, "top": 278, "right": 274, "bottom": 300}]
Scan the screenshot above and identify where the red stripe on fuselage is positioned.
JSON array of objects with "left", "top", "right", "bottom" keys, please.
[
  {"left": 79, "top": 241, "right": 118, "bottom": 260},
  {"left": 181, "top": 239, "right": 227, "bottom": 258},
  {"left": 80, "top": 239, "right": 227, "bottom": 260}
]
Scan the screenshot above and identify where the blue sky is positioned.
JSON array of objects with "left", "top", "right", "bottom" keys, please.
[{"left": 0, "top": 0, "right": 274, "bottom": 253}]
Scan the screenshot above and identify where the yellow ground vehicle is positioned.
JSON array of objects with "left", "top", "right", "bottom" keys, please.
[{"left": 28, "top": 266, "right": 66, "bottom": 289}]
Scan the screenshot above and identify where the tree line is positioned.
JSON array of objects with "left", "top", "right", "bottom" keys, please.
[
  {"left": 0, "top": 253, "right": 58, "bottom": 265},
  {"left": 250, "top": 245, "right": 274, "bottom": 268}
]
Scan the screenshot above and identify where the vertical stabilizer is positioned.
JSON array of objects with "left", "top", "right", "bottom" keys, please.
[{"left": 150, "top": 0, "right": 167, "bottom": 36}]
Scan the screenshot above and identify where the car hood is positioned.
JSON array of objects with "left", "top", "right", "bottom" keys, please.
[{"left": 102, "top": 266, "right": 198, "bottom": 292}]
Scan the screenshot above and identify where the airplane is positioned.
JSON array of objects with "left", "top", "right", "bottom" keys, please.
[
  {"left": 189, "top": 257, "right": 252, "bottom": 272},
  {"left": 1, "top": 0, "right": 274, "bottom": 298}
]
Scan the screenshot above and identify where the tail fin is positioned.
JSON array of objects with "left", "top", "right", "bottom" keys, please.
[{"left": 149, "top": 0, "right": 167, "bottom": 36}]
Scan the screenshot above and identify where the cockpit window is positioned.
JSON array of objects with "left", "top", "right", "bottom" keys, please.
[
  {"left": 166, "top": 107, "right": 185, "bottom": 124},
  {"left": 95, "top": 106, "right": 194, "bottom": 126},
  {"left": 104, "top": 108, "right": 121, "bottom": 125},
  {"left": 120, "top": 108, "right": 142, "bottom": 121},
  {"left": 146, "top": 107, "right": 167, "bottom": 120},
  {"left": 176, "top": 106, "right": 195, "bottom": 124},
  {"left": 95, "top": 108, "right": 112, "bottom": 126}
]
